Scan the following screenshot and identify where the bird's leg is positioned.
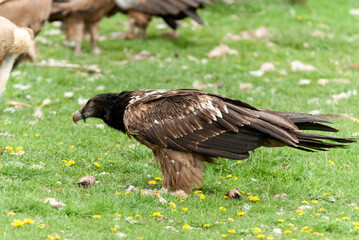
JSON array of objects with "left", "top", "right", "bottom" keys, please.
[
  {"left": 89, "top": 21, "right": 101, "bottom": 55},
  {"left": 135, "top": 24, "right": 147, "bottom": 38},
  {"left": 124, "top": 17, "right": 136, "bottom": 40},
  {"left": 65, "top": 17, "right": 84, "bottom": 54}
]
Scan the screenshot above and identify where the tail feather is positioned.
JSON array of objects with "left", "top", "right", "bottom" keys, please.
[{"left": 274, "top": 111, "right": 356, "bottom": 151}]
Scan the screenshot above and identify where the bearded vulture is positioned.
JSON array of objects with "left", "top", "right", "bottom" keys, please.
[
  {"left": 49, "top": 0, "right": 118, "bottom": 54},
  {"left": 113, "top": 0, "right": 212, "bottom": 39},
  {"left": 0, "top": 17, "right": 34, "bottom": 96},
  {"left": 73, "top": 89, "right": 355, "bottom": 193}
]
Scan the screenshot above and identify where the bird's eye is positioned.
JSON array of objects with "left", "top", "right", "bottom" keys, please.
[{"left": 89, "top": 102, "right": 95, "bottom": 107}]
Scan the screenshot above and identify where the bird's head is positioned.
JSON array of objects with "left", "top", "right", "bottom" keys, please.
[{"left": 73, "top": 94, "right": 119, "bottom": 124}]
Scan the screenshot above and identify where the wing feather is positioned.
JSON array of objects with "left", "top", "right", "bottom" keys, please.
[{"left": 124, "top": 90, "right": 303, "bottom": 159}]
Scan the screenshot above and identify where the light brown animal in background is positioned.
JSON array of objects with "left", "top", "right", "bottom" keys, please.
[
  {"left": 113, "top": 0, "right": 212, "bottom": 39},
  {"left": 0, "top": 17, "right": 34, "bottom": 96},
  {"left": 0, "top": 0, "right": 52, "bottom": 64},
  {"left": 49, "top": 0, "right": 118, "bottom": 55}
]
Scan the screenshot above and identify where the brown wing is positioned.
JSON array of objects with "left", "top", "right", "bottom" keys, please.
[
  {"left": 124, "top": 90, "right": 300, "bottom": 160},
  {"left": 115, "top": 0, "right": 211, "bottom": 28},
  {"left": 49, "top": 0, "right": 116, "bottom": 22}
]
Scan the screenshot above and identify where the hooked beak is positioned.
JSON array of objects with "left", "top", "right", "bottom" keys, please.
[{"left": 73, "top": 110, "right": 84, "bottom": 124}]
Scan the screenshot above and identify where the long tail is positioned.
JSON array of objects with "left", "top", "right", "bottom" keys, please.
[{"left": 276, "top": 112, "right": 356, "bottom": 152}]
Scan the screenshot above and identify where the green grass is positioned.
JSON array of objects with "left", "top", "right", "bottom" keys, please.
[{"left": 1, "top": 0, "right": 359, "bottom": 239}]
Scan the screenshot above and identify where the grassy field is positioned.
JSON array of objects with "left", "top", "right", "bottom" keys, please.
[{"left": 1, "top": 0, "right": 359, "bottom": 239}]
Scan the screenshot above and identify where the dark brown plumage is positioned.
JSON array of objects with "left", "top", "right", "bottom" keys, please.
[
  {"left": 73, "top": 89, "right": 355, "bottom": 193},
  {"left": 113, "top": 0, "right": 212, "bottom": 39},
  {"left": 49, "top": 0, "right": 118, "bottom": 54}
]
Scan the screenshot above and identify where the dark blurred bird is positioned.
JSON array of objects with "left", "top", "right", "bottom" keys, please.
[
  {"left": 0, "top": 0, "right": 52, "bottom": 65},
  {"left": 0, "top": 17, "right": 34, "bottom": 96},
  {"left": 49, "top": 0, "right": 118, "bottom": 54},
  {"left": 113, "top": 0, "right": 212, "bottom": 39},
  {"left": 73, "top": 89, "right": 355, "bottom": 193}
]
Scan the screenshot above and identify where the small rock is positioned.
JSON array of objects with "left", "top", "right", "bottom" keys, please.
[
  {"left": 226, "top": 188, "right": 242, "bottom": 199},
  {"left": 77, "top": 176, "right": 97, "bottom": 188}
]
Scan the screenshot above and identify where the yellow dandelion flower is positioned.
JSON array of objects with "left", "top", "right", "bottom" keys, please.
[
  {"left": 343, "top": 216, "right": 350, "bottom": 220},
  {"left": 223, "top": 196, "right": 229, "bottom": 199},
  {"left": 148, "top": 180, "right": 156, "bottom": 185},
  {"left": 301, "top": 200, "right": 308, "bottom": 204},
  {"left": 94, "top": 162, "right": 100, "bottom": 167},
  {"left": 104, "top": 152, "right": 109, "bottom": 155},
  {"left": 154, "top": 177, "right": 162, "bottom": 181},
  {"left": 137, "top": 237, "right": 144, "bottom": 240},
  {"left": 169, "top": 202, "right": 176, "bottom": 208},
  {"left": 152, "top": 212, "right": 163, "bottom": 217},
  {"left": 70, "top": 145, "right": 75, "bottom": 149},
  {"left": 115, "top": 213, "right": 121, "bottom": 217},
  {"left": 194, "top": 190, "right": 202, "bottom": 194},
  {"left": 339, "top": 211, "right": 344, "bottom": 215},
  {"left": 237, "top": 160, "right": 242, "bottom": 163},
  {"left": 233, "top": 177, "right": 238, "bottom": 180},
  {"left": 278, "top": 219, "right": 285, "bottom": 223},
  {"left": 300, "top": 226, "right": 308, "bottom": 232},
  {"left": 204, "top": 224, "right": 210, "bottom": 227},
  {"left": 62, "top": 160, "right": 67, "bottom": 163},
  {"left": 219, "top": 206, "right": 226, "bottom": 211},
  {"left": 47, "top": 235, "right": 61, "bottom": 240},
  {"left": 257, "top": 234, "right": 265, "bottom": 239},
  {"left": 200, "top": 194, "right": 206, "bottom": 199},
  {"left": 297, "top": 209, "right": 305, "bottom": 215},
  {"left": 267, "top": 235, "right": 274, "bottom": 240},
  {"left": 297, "top": 15, "right": 302, "bottom": 21},
  {"left": 182, "top": 208, "right": 188, "bottom": 211},
  {"left": 182, "top": 224, "right": 191, "bottom": 229},
  {"left": 354, "top": 206, "right": 359, "bottom": 210},
  {"left": 249, "top": 196, "right": 260, "bottom": 201},
  {"left": 352, "top": 222, "right": 359, "bottom": 226},
  {"left": 319, "top": 208, "right": 324, "bottom": 211},
  {"left": 135, "top": 214, "right": 141, "bottom": 218},
  {"left": 23, "top": 133, "right": 28, "bottom": 136},
  {"left": 171, "top": 209, "right": 177, "bottom": 212},
  {"left": 16, "top": 147, "right": 23, "bottom": 152},
  {"left": 228, "top": 229, "right": 236, "bottom": 234},
  {"left": 228, "top": 217, "right": 234, "bottom": 222},
  {"left": 253, "top": 227, "right": 261, "bottom": 233},
  {"left": 329, "top": 160, "right": 334, "bottom": 165},
  {"left": 304, "top": 229, "right": 313, "bottom": 233},
  {"left": 3, "top": 122, "right": 7, "bottom": 126},
  {"left": 11, "top": 219, "right": 24, "bottom": 227},
  {"left": 7, "top": 211, "right": 15, "bottom": 216},
  {"left": 35, "top": 133, "right": 40, "bottom": 137},
  {"left": 237, "top": 211, "right": 245, "bottom": 216},
  {"left": 38, "top": 224, "right": 45, "bottom": 228},
  {"left": 289, "top": 223, "right": 295, "bottom": 228},
  {"left": 24, "top": 219, "right": 34, "bottom": 224},
  {"left": 127, "top": 216, "right": 133, "bottom": 219},
  {"left": 284, "top": 230, "right": 293, "bottom": 234},
  {"left": 66, "top": 160, "right": 76, "bottom": 166},
  {"left": 111, "top": 227, "right": 117, "bottom": 231},
  {"left": 97, "top": 157, "right": 102, "bottom": 161},
  {"left": 227, "top": 174, "right": 232, "bottom": 178},
  {"left": 92, "top": 215, "right": 101, "bottom": 219},
  {"left": 311, "top": 200, "right": 318, "bottom": 204},
  {"left": 222, "top": 234, "right": 227, "bottom": 238}
]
